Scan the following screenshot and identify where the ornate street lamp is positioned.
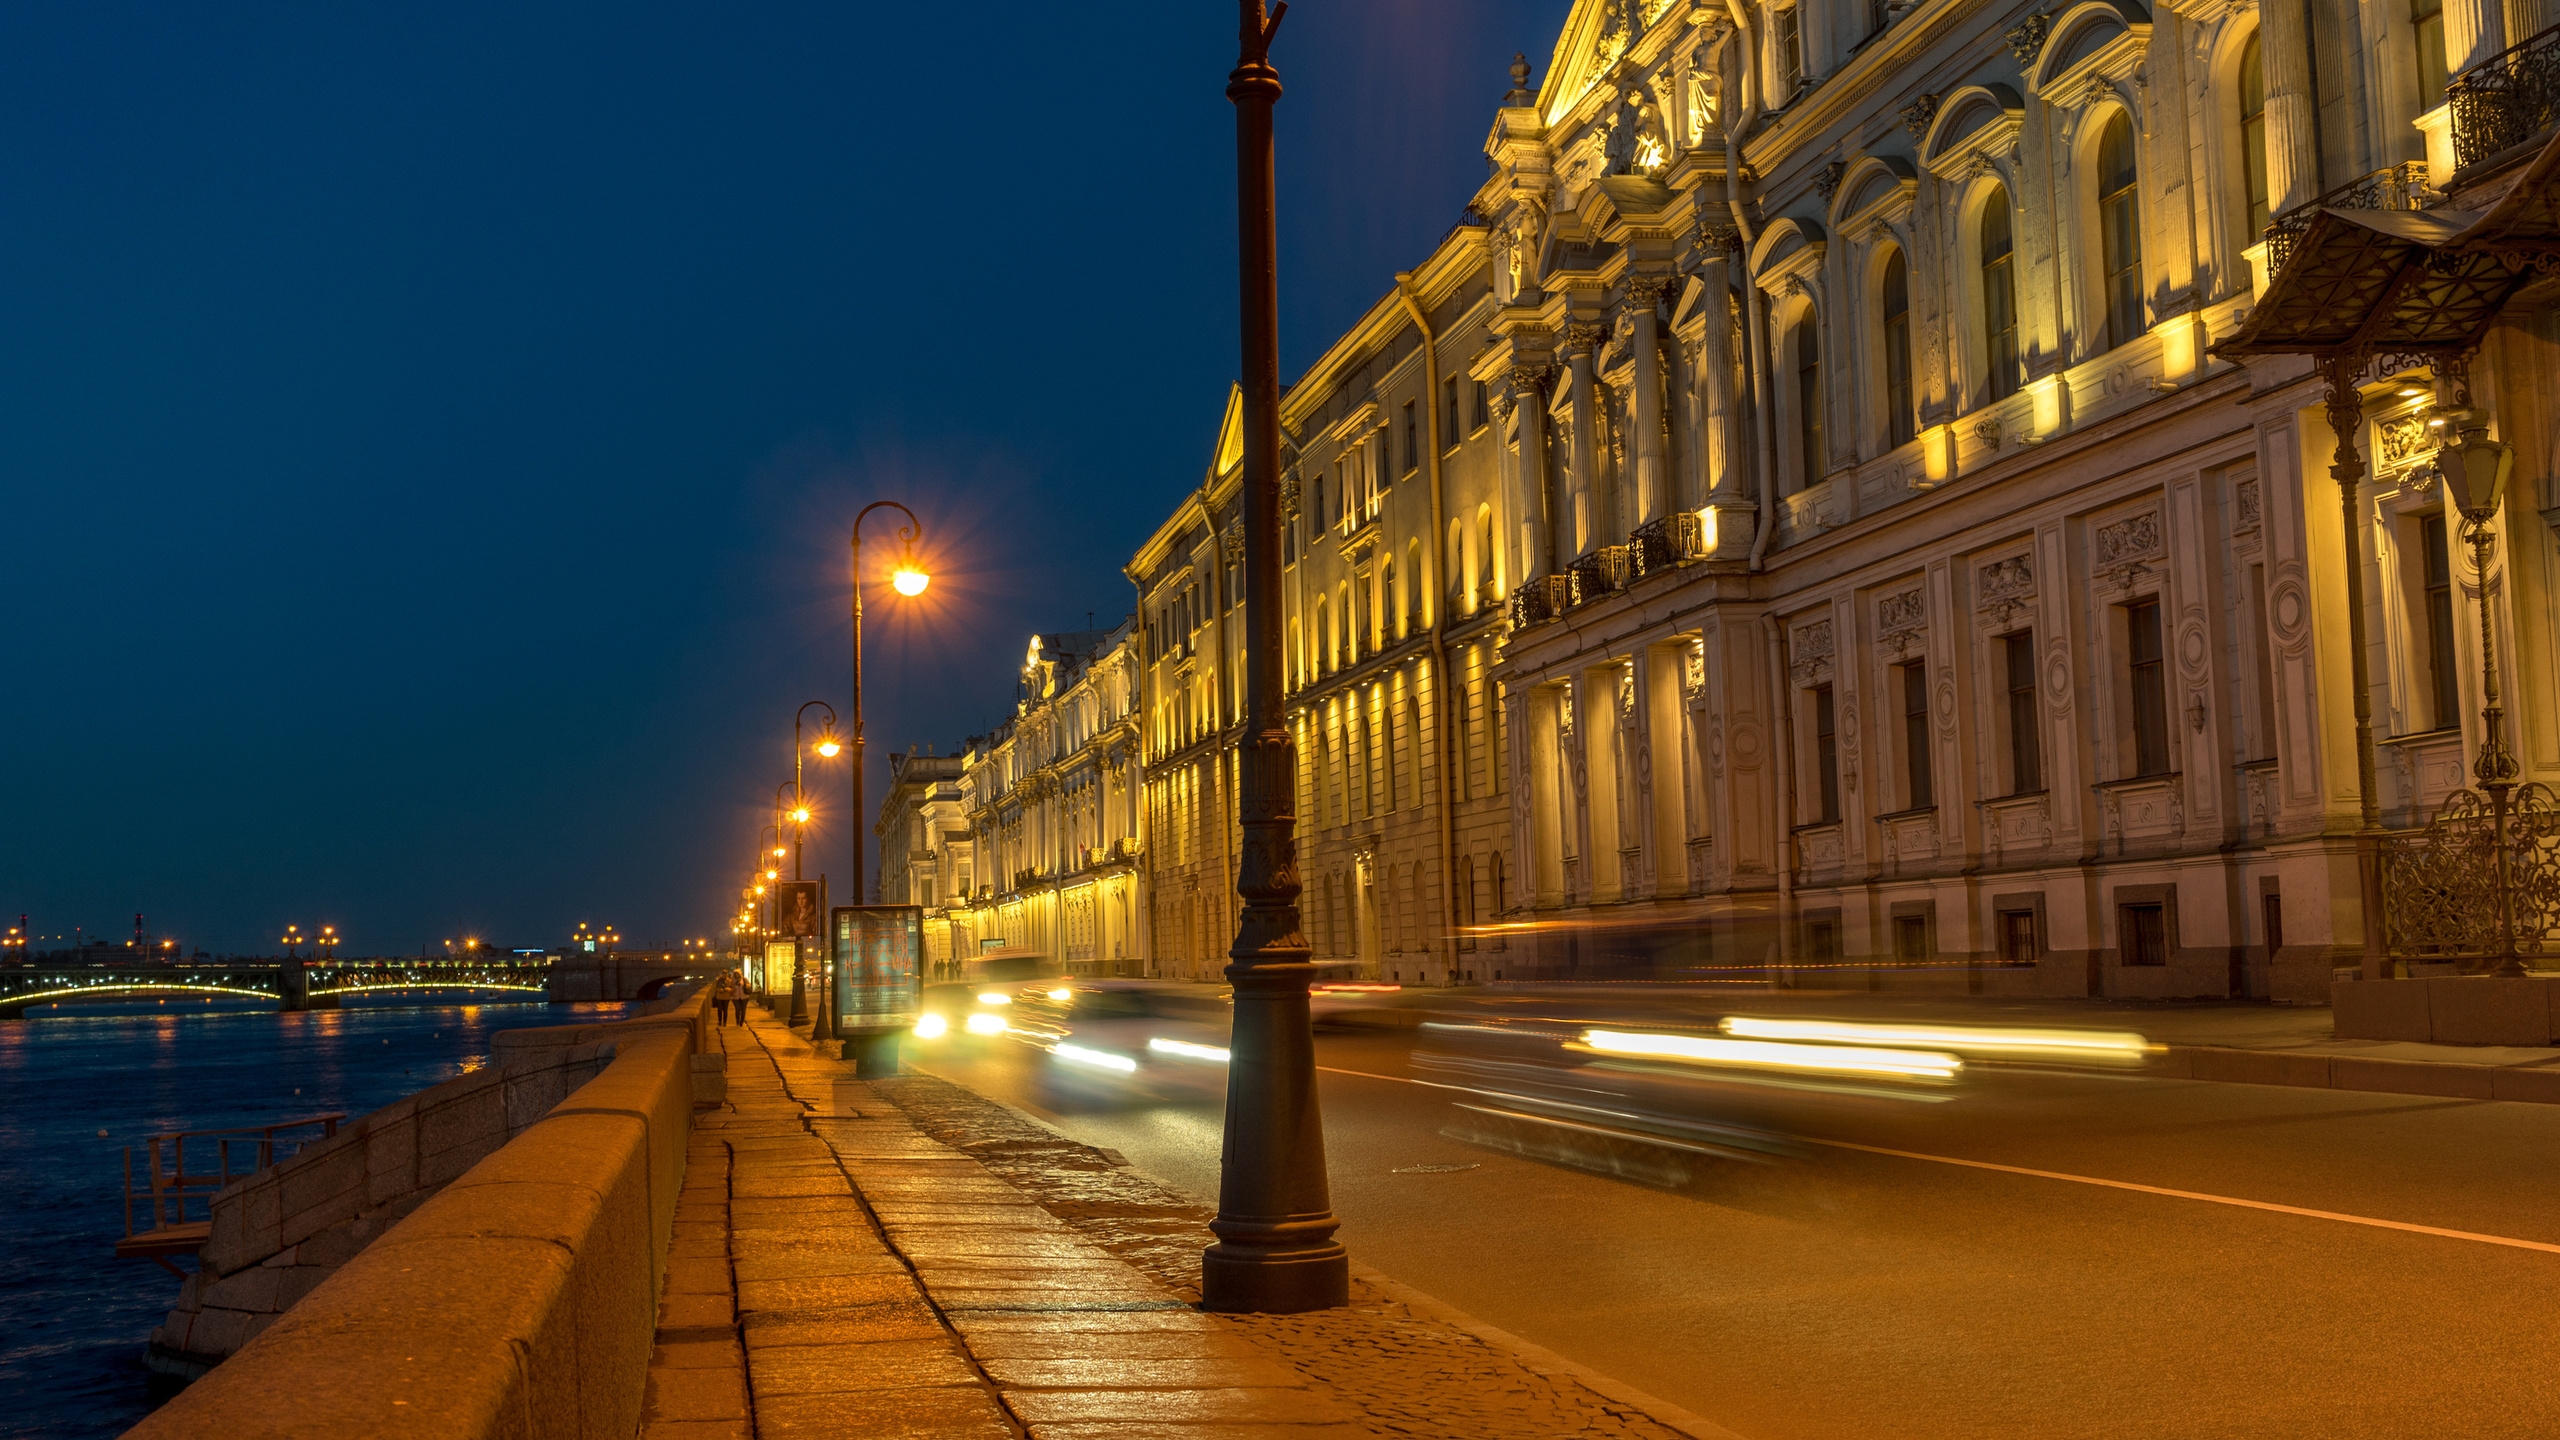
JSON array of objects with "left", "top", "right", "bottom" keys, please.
[
  {"left": 795, "top": 699, "right": 845, "bottom": 1043},
  {"left": 1204, "top": 0, "right": 1349, "bottom": 1315},
  {"left": 2447, "top": 413, "right": 2527, "bottom": 976},
  {"left": 846, "top": 500, "right": 929, "bottom": 1074}
]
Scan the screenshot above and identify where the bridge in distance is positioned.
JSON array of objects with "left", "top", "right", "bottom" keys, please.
[{"left": 0, "top": 952, "right": 711, "bottom": 1017}]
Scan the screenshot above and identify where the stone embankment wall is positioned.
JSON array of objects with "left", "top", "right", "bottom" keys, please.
[{"left": 128, "top": 991, "right": 713, "bottom": 1440}]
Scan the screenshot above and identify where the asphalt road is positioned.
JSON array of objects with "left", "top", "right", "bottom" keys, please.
[{"left": 914, "top": 997, "right": 2560, "bottom": 1440}]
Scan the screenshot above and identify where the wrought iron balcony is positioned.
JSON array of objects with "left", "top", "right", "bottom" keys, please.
[
  {"left": 1629, "top": 512, "right": 1704, "bottom": 579},
  {"left": 2262, "top": 162, "right": 2437, "bottom": 276},
  {"left": 2449, "top": 21, "right": 2560, "bottom": 172},
  {"left": 1568, "top": 545, "right": 1632, "bottom": 607},
  {"left": 1507, "top": 574, "right": 1570, "bottom": 629}
]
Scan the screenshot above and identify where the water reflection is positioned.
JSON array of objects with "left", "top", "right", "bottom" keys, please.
[{"left": 0, "top": 998, "right": 629, "bottom": 1439}]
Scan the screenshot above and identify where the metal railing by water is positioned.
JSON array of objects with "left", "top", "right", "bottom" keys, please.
[
  {"left": 2450, "top": 21, "right": 2560, "bottom": 172},
  {"left": 120, "top": 1114, "right": 346, "bottom": 1270},
  {"left": 2262, "top": 162, "right": 2437, "bottom": 276}
]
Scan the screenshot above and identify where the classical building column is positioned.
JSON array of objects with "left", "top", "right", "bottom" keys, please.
[
  {"left": 1512, "top": 362, "right": 1558, "bottom": 579},
  {"left": 1627, "top": 274, "right": 1674, "bottom": 526},
  {"left": 1565, "top": 322, "right": 1606, "bottom": 558},
  {"left": 2260, "top": 0, "right": 2323, "bottom": 213},
  {"left": 2449, "top": 0, "right": 2507, "bottom": 80}
]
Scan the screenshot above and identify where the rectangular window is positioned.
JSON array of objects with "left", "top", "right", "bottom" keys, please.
[
  {"left": 2000, "top": 910, "right": 2038, "bottom": 965},
  {"left": 2120, "top": 903, "right": 2167, "bottom": 966},
  {"left": 1443, "top": 377, "right": 1461, "bottom": 449},
  {"left": 2128, "top": 598, "right": 2170, "bottom": 776},
  {"left": 2413, "top": 0, "right": 2449, "bottom": 108},
  {"left": 1806, "top": 918, "right": 1839, "bottom": 962},
  {"left": 919, "top": 879, "right": 936, "bottom": 907},
  {"left": 1473, "top": 378, "right": 1490, "bottom": 430},
  {"left": 2424, "top": 512, "right": 2461, "bottom": 730},
  {"left": 1893, "top": 915, "right": 1928, "bottom": 966},
  {"left": 2262, "top": 892, "right": 2284, "bottom": 957},
  {"left": 2006, "top": 630, "right": 2042, "bottom": 793},
  {"left": 1901, "top": 661, "right": 1933, "bottom": 809},
  {"left": 1776, "top": 4, "right": 1805, "bottom": 94},
  {"left": 1403, "top": 400, "right": 1419, "bottom": 474},
  {"left": 1814, "top": 684, "right": 1841, "bottom": 822}
]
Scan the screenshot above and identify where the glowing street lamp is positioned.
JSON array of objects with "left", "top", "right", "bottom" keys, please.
[{"left": 843, "top": 499, "right": 930, "bottom": 1072}]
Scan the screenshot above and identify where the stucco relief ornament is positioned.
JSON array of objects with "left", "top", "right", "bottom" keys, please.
[
  {"left": 1977, "top": 554, "right": 2035, "bottom": 622},
  {"left": 1814, "top": 160, "right": 1848, "bottom": 201},
  {"left": 1565, "top": 321, "right": 1609, "bottom": 355},
  {"left": 2004, "top": 7, "right": 2053, "bottom": 63},
  {"left": 1877, "top": 589, "right": 1927, "bottom": 655},
  {"left": 2234, "top": 478, "right": 2261, "bottom": 529},
  {"left": 1790, "top": 618, "right": 1836, "bottom": 685},
  {"left": 2094, "top": 511, "right": 2163, "bottom": 589},
  {"left": 1899, "top": 93, "right": 1941, "bottom": 139}
]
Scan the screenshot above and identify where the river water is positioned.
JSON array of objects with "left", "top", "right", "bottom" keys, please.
[{"left": 0, "top": 995, "right": 634, "bottom": 1439}]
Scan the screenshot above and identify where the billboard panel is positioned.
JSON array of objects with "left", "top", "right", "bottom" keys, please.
[
  {"left": 833, "top": 905, "right": 922, "bottom": 1033},
  {"left": 773, "top": 881, "right": 822, "bottom": 941},
  {"left": 757, "top": 939, "right": 796, "bottom": 994}
]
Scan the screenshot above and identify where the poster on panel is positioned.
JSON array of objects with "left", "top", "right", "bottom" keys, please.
[
  {"left": 758, "top": 940, "right": 796, "bottom": 995},
  {"left": 833, "top": 905, "right": 922, "bottom": 1032}
]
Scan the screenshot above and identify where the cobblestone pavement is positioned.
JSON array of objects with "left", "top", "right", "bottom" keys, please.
[{"left": 868, "top": 1073, "right": 1713, "bottom": 1440}]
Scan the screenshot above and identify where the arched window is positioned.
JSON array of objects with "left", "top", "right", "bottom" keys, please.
[
  {"left": 1882, "top": 249, "right": 1914, "bottom": 448},
  {"left": 1794, "top": 317, "right": 1824, "bottom": 490},
  {"left": 1981, "top": 187, "right": 2021, "bottom": 400},
  {"left": 2239, "top": 34, "right": 2270, "bottom": 240},
  {"left": 2098, "top": 112, "right": 2145, "bottom": 350},
  {"left": 1478, "top": 509, "right": 1496, "bottom": 599}
]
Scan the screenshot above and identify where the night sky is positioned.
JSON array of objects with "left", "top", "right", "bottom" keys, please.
[{"left": 1, "top": 3, "right": 1572, "bottom": 956}]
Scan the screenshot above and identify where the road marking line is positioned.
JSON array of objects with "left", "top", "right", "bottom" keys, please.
[{"left": 1316, "top": 1064, "right": 2560, "bottom": 1257}]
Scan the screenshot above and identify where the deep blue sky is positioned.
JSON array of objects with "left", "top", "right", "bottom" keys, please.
[{"left": 1, "top": 2, "right": 1571, "bottom": 955}]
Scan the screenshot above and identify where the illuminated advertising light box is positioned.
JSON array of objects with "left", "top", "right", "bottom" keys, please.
[
  {"left": 773, "top": 881, "right": 822, "bottom": 941},
  {"left": 758, "top": 940, "right": 795, "bottom": 994},
  {"left": 834, "top": 906, "right": 922, "bottom": 1033}
]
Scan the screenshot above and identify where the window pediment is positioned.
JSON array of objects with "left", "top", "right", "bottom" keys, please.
[
  {"left": 1922, "top": 84, "right": 2027, "bottom": 181},
  {"left": 1831, "top": 156, "right": 1920, "bottom": 235},
  {"left": 2028, "top": 1, "right": 2154, "bottom": 100},
  {"left": 1750, "top": 217, "right": 1829, "bottom": 294}
]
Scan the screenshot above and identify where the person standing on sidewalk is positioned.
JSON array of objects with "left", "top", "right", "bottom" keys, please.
[{"left": 711, "top": 971, "right": 739, "bottom": 1027}]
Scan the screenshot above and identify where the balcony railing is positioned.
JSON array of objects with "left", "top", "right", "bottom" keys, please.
[
  {"left": 1568, "top": 545, "right": 1632, "bottom": 607},
  {"left": 2450, "top": 21, "right": 2560, "bottom": 172},
  {"left": 1629, "top": 512, "right": 1704, "bottom": 579},
  {"left": 1508, "top": 574, "right": 1570, "bottom": 629},
  {"left": 2262, "top": 162, "right": 2437, "bottom": 276}
]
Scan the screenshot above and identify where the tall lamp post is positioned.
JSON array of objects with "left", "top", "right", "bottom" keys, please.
[
  {"left": 795, "top": 701, "right": 845, "bottom": 1042},
  {"left": 1205, "top": 0, "right": 1348, "bottom": 1314},
  {"left": 2446, "top": 414, "right": 2526, "bottom": 975},
  {"left": 847, "top": 499, "right": 930, "bottom": 1075}
]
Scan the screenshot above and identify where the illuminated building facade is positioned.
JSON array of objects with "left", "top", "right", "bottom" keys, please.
[
  {"left": 873, "top": 746, "right": 970, "bottom": 966},
  {"left": 1472, "top": 0, "right": 2560, "bottom": 999},
  {"left": 1129, "top": 397, "right": 1250, "bottom": 981},
  {"left": 954, "top": 625, "right": 1147, "bottom": 975}
]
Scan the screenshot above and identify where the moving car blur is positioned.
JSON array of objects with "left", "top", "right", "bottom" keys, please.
[
  {"left": 912, "top": 977, "right": 1237, "bottom": 1101},
  {"left": 911, "top": 948, "right": 2156, "bottom": 1191}
]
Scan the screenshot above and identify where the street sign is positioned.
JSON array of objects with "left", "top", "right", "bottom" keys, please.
[{"left": 832, "top": 906, "right": 921, "bottom": 1034}]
